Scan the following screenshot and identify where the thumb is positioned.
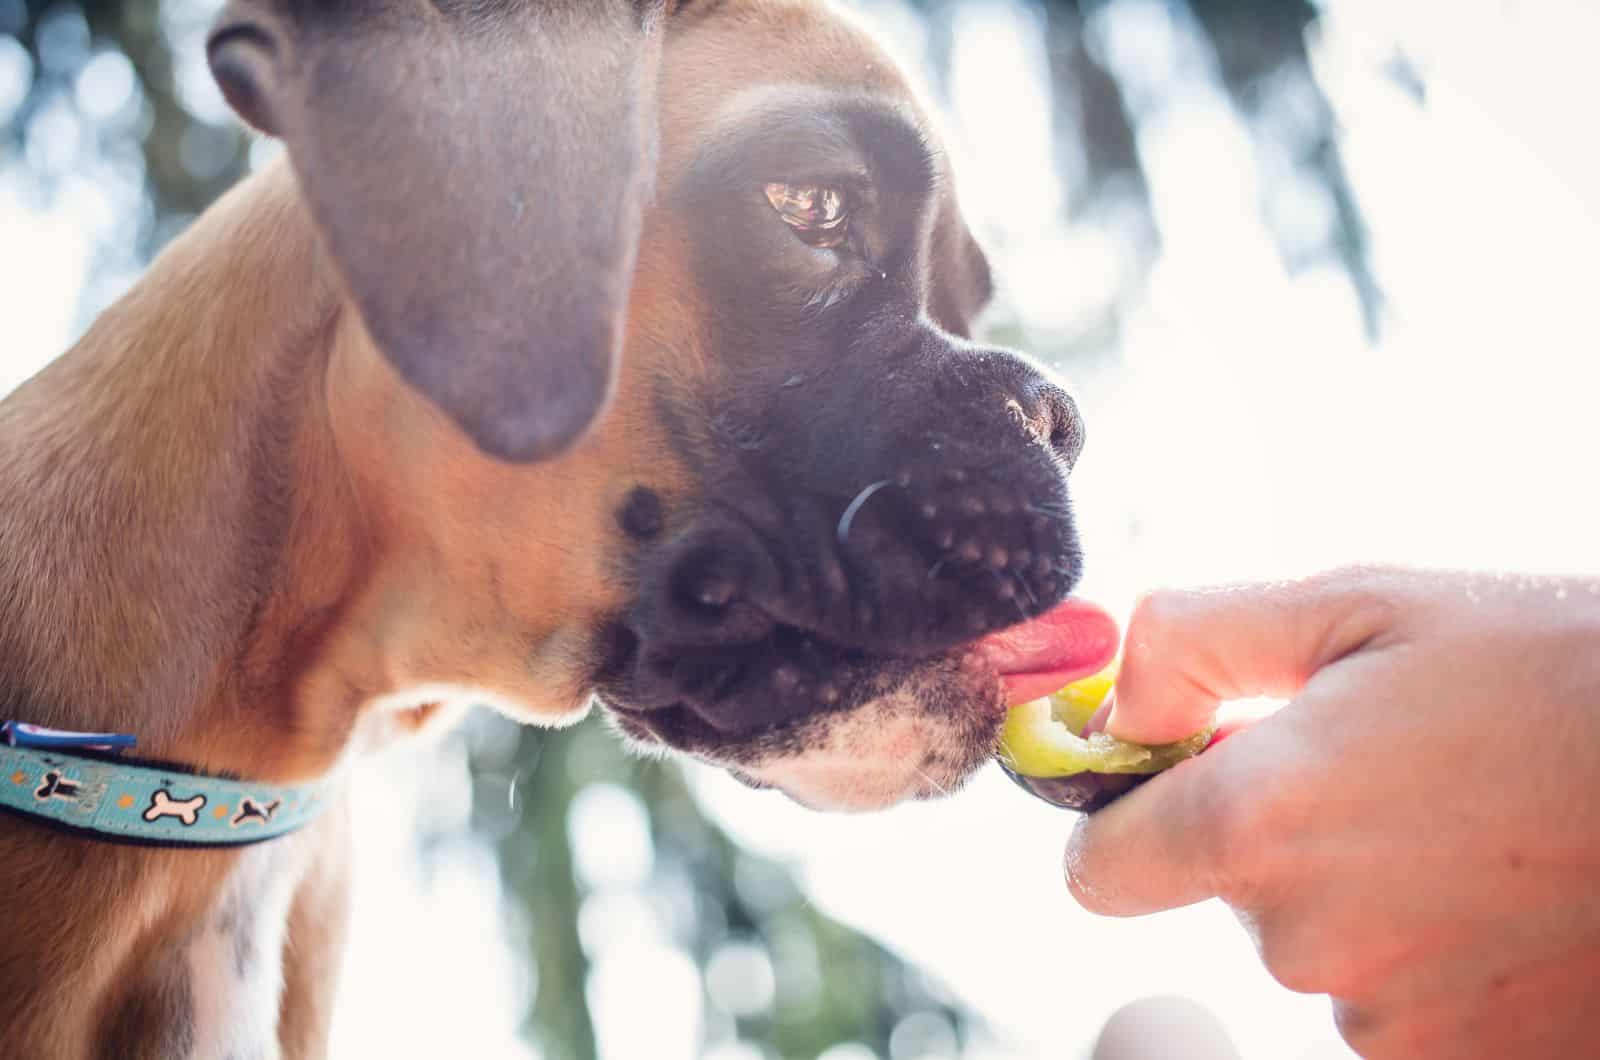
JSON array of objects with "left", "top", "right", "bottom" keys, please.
[
  {"left": 1066, "top": 569, "right": 1406, "bottom": 916},
  {"left": 1106, "top": 569, "right": 1400, "bottom": 745}
]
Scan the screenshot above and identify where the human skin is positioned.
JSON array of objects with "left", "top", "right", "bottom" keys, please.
[{"left": 1063, "top": 567, "right": 1600, "bottom": 1059}]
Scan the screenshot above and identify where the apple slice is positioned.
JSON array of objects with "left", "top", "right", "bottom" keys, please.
[{"left": 992, "top": 657, "right": 1212, "bottom": 812}]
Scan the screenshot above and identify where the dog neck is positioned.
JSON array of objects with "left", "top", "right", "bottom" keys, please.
[{"left": 0, "top": 157, "right": 376, "bottom": 784}]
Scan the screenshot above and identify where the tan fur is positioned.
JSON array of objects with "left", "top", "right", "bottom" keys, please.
[{"left": 0, "top": 2, "right": 934, "bottom": 1054}]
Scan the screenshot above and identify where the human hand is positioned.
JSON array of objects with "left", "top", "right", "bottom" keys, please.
[{"left": 1064, "top": 567, "right": 1600, "bottom": 1058}]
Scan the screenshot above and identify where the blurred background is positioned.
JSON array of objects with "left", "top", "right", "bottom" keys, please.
[{"left": 4, "top": 0, "right": 1599, "bottom": 1057}]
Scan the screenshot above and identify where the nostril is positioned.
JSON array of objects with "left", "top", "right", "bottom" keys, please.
[
  {"left": 1051, "top": 421, "right": 1084, "bottom": 470},
  {"left": 1037, "top": 383, "right": 1086, "bottom": 471},
  {"left": 1005, "top": 384, "right": 1085, "bottom": 470}
]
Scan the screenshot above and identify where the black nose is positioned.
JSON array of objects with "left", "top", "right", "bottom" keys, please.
[
  {"left": 1044, "top": 382, "right": 1086, "bottom": 470},
  {"left": 1011, "top": 379, "right": 1086, "bottom": 471}
]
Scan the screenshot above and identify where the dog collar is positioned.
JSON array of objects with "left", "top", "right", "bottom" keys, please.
[{"left": 1, "top": 723, "right": 328, "bottom": 848}]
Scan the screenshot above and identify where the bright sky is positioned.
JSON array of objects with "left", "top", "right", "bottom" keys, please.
[
  {"left": 4, "top": 1, "right": 1599, "bottom": 1057},
  {"left": 690, "top": 3, "right": 1600, "bottom": 1059}
]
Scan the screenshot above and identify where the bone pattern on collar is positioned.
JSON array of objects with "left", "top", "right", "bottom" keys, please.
[{"left": 0, "top": 745, "right": 328, "bottom": 847}]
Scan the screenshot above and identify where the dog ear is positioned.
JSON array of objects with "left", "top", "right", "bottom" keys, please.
[{"left": 207, "top": 1, "right": 671, "bottom": 462}]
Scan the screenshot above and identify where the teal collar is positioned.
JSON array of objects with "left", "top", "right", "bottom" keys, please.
[{"left": 1, "top": 725, "right": 329, "bottom": 848}]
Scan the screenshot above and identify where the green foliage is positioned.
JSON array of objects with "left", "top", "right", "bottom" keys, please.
[
  {"left": 3, "top": 1, "right": 249, "bottom": 246},
  {"left": 479, "top": 715, "right": 972, "bottom": 1059},
  {"left": 903, "top": 0, "right": 1385, "bottom": 339}
]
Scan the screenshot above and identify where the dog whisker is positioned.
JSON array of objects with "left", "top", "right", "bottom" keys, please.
[
  {"left": 1013, "top": 569, "right": 1040, "bottom": 610},
  {"left": 1007, "top": 593, "right": 1029, "bottom": 621},
  {"left": 987, "top": 568, "right": 1031, "bottom": 621},
  {"left": 912, "top": 765, "right": 950, "bottom": 798},
  {"left": 836, "top": 479, "right": 895, "bottom": 546}
]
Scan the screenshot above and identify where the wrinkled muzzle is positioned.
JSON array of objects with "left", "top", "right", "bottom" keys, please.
[{"left": 605, "top": 336, "right": 1087, "bottom": 738}]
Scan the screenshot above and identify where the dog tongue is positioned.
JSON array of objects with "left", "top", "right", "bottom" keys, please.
[{"left": 977, "top": 599, "right": 1121, "bottom": 707}]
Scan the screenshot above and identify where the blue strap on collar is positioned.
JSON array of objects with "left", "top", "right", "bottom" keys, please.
[{"left": 1, "top": 722, "right": 328, "bottom": 848}]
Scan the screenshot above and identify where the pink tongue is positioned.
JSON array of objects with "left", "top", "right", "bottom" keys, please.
[{"left": 977, "top": 598, "right": 1121, "bottom": 707}]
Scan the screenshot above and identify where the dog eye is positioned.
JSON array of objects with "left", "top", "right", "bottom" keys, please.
[{"left": 764, "top": 182, "right": 850, "bottom": 249}]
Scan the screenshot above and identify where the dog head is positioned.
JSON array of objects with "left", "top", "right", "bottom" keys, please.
[
  {"left": 222, "top": 0, "right": 1101, "bottom": 811},
  {"left": 587, "top": 1, "right": 1094, "bottom": 810}
]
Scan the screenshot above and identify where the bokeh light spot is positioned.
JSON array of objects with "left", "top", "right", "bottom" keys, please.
[
  {"left": 75, "top": 50, "right": 137, "bottom": 123},
  {"left": 0, "top": 35, "right": 31, "bottom": 126},
  {"left": 568, "top": 782, "right": 654, "bottom": 891},
  {"left": 25, "top": 96, "right": 81, "bottom": 174},
  {"left": 705, "top": 939, "right": 777, "bottom": 1017},
  {"left": 577, "top": 891, "right": 661, "bottom": 959},
  {"left": 34, "top": 6, "right": 89, "bottom": 77},
  {"left": 703, "top": 1042, "right": 767, "bottom": 1060},
  {"left": 588, "top": 942, "right": 702, "bottom": 1060},
  {"left": 888, "top": 1010, "right": 959, "bottom": 1060},
  {"left": 818, "top": 1044, "right": 880, "bottom": 1060}
]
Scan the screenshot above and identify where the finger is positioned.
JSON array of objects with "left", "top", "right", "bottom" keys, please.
[
  {"left": 1064, "top": 713, "right": 1293, "bottom": 915},
  {"left": 1108, "top": 569, "right": 1400, "bottom": 744},
  {"left": 1084, "top": 696, "right": 1260, "bottom": 745}
]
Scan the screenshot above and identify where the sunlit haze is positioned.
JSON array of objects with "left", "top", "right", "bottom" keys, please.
[{"left": 4, "top": 1, "right": 1598, "bottom": 1056}]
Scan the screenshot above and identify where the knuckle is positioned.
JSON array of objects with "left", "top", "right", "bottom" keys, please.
[
  {"left": 1127, "top": 587, "right": 1191, "bottom": 640},
  {"left": 1331, "top": 1001, "right": 1418, "bottom": 1060},
  {"left": 1203, "top": 797, "right": 1262, "bottom": 900},
  {"left": 1254, "top": 915, "right": 1360, "bottom": 997},
  {"left": 1256, "top": 902, "right": 1383, "bottom": 1003},
  {"left": 1312, "top": 562, "right": 1388, "bottom": 592},
  {"left": 1195, "top": 765, "right": 1287, "bottom": 902},
  {"left": 1300, "top": 565, "right": 1408, "bottom": 662},
  {"left": 1308, "top": 562, "right": 1412, "bottom": 598},
  {"left": 1304, "top": 564, "right": 1400, "bottom": 616},
  {"left": 1333, "top": 999, "right": 1380, "bottom": 1052},
  {"left": 1258, "top": 933, "right": 1325, "bottom": 995},
  {"left": 1124, "top": 589, "right": 1197, "bottom": 670}
]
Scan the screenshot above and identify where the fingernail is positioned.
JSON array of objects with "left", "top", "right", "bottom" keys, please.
[{"left": 1085, "top": 691, "right": 1114, "bottom": 735}]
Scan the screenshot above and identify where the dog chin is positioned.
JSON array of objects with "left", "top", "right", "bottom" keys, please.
[{"left": 602, "top": 652, "right": 1007, "bottom": 813}]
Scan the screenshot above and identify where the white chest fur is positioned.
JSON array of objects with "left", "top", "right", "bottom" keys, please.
[{"left": 183, "top": 841, "right": 305, "bottom": 1060}]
